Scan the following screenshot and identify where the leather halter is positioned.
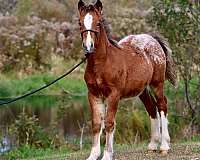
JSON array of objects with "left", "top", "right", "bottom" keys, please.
[
  {"left": 80, "top": 29, "right": 99, "bottom": 38},
  {"left": 79, "top": 21, "right": 102, "bottom": 55}
]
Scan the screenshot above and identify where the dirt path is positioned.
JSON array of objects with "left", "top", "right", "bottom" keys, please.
[
  {"left": 27, "top": 143, "right": 200, "bottom": 160},
  {"left": 63, "top": 143, "right": 200, "bottom": 160},
  {"left": 113, "top": 143, "right": 200, "bottom": 160}
]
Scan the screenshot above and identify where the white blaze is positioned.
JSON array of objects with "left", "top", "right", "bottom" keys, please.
[
  {"left": 84, "top": 13, "right": 93, "bottom": 29},
  {"left": 84, "top": 13, "right": 93, "bottom": 51}
]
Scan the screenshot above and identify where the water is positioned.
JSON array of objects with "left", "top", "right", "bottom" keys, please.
[
  {"left": 0, "top": 95, "right": 89, "bottom": 154},
  {"left": 0, "top": 137, "right": 10, "bottom": 155},
  {"left": 0, "top": 94, "right": 146, "bottom": 156}
]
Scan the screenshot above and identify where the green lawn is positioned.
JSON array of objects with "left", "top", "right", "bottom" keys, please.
[{"left": 0, "top": 73, "right": 87, "bottom": 99}]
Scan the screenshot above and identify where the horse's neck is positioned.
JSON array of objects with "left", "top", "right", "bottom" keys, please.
[
  {"left": 88, "top": 27, "right": 110, "bottom": 64},
  {"left": 86, "top": 28, "right": 111, "bottom": 76}
]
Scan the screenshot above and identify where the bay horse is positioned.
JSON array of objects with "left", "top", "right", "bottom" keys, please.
[{"left": 78, "top": 0, "right": 176, "bottom": 159}]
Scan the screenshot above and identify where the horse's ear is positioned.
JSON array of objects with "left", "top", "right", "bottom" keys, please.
[
  {"left": 78, "top": 0, "right": 85, "bottom": 11},
  {"left": 94, "top": 0, "right": 103, "bottom": 12}
]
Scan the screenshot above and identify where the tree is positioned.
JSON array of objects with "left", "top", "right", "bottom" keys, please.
[{"left": 150, "top": 0, "right": 200, "bottom": 135}]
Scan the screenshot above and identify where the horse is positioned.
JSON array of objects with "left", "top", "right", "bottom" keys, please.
[{"left": 78, "top": 0, "right": 176, "bottom": 159}]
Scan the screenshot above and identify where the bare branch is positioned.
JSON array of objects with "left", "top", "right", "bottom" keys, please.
[{"left": 184, "top": 79, "right": 195, "bottom": 114}]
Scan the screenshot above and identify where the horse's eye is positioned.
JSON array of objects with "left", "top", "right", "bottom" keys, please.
[{"left": 97, "top": 23, "right": 101, "bottom": 27}]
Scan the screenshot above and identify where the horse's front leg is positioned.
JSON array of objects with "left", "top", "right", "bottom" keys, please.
[
  {"left": 102, "top": 91, "right": 120, "bottom": 160},
  {"left": 87, "top": 92, "right": 105, "bottom": 160}
]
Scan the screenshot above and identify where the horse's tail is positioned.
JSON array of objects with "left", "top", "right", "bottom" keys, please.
[{"left": 150, "top": 33, "right": 177, "bottom": 86}]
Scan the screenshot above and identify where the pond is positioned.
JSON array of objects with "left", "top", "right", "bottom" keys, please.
[
  {"left": 0, "top": 93, "right": 150, "bottom": 156},
  {"left": 0, "top": 95, "right": 90, "bottom": 154}
]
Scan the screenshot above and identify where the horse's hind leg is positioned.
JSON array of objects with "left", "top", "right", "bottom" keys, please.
[
  {"left": 139, "top": 88, "right": 161, "bottom": 151},
  {"left": 151, "top": 82, "right": 170, "bottom": 155}
]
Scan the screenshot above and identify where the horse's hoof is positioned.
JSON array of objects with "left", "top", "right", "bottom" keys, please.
[
  {"left": 148, "top": 150, "right": 157, "bottom": 153},
  {"left": 160, "top": 150, "right": 168, "bottom": 156}
]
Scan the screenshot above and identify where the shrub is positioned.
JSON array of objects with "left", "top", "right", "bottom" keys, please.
[
  {"left": 15, "top": 0, "right": 67, "bottom": 22},
  {"left": 115, "top": 99, "right": 150, "bottom": 144},
  {"left": 9, "top": 110, "right": 53, "bottom": 148}
]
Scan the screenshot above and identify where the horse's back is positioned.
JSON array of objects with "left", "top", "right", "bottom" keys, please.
[
  {"left": 118, "top": 34, "right": 167, "bottom": 85},
  {"left": 118, "top": 34, "right": 166, "bottom": 65},
  {"left": 119, "top": 34, "right": 159, "bottom": 50},
  {"left": 118, "top": 34, "right": 155, "bottom": 50}
]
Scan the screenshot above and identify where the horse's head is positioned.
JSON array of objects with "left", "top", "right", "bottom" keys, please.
[{"left": 78, "top": 0, "right": 103, "bottom": 55}]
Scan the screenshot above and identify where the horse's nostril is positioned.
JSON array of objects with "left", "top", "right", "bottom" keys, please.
[
  {"left": 82, "top": 41, "right": 95, "bottom": 53},
  {"left": 91, "top": 42, "right": 94, "bottom": 48},
  {"left": 82, "top": 42, "right": 86, "bottom": 49}
]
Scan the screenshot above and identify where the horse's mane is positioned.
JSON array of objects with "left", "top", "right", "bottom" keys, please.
[{"left": 101, "top": 16, "right": 120, "bottom": 48}]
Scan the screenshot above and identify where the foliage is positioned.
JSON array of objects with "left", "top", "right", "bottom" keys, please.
[
  {"left": 115, "top": 100, "right": 150, "bottom": 144},
  {"left": 0, "top": 14, "right": 82, "bottom": 73},
  {"left": 150, "top": 0, "right": 200, "bottom": 136},
  {"left": 8, "top": 109, "right": 75, "bottom": 151},
  {"left": 106, "top": 0, "right": 152, "bottom": 39},
  {"left": 9, "top": 110, "right": 52, "bottom": 148},
  {"left": 15, "top": 0, "right": 67, "bottom": 22},
  {"left": 150, "top": 0, "right": 200, "bottom": 69},
  {"left": 0, "top": 16, "right": 56, "bottom": 73}
]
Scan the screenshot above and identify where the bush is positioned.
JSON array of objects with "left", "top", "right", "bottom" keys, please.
[
  {"left": 9, "top": 110, "right": 57, "bottom": 148},
  {"left": 115, "top": 99, "right": 150, "bottom": 144},
  {"left": 15, "top": 0, "right": 67, "bottom": 22},
  {"left": 0, "top": 15, "right": 60, "bottom": 73}
]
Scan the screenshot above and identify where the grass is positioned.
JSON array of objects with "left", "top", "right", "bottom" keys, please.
[
  {"left": 2, "top": 145, "right": 78, "bottom": 160},
  {"left": 180, "top": 135, "right": 200, "bottom": 144},
  {"left": 2, "top": 139, "right": 200, "bottom": 160},
  {"left": 0, "top": 73, "right": 87, "bottom": 99}
]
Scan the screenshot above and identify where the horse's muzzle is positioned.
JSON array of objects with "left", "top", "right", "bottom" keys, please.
[
  {"left": 82, "top": 42, "right": 95, "bottom": 55},
  {"left": 84, "top": 50, "right": 95, "bottom": 57}
]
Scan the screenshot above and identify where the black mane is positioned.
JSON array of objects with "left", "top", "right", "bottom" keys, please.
[{"left": 101, "top": 16, "right": 120, "bottom": 48}]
